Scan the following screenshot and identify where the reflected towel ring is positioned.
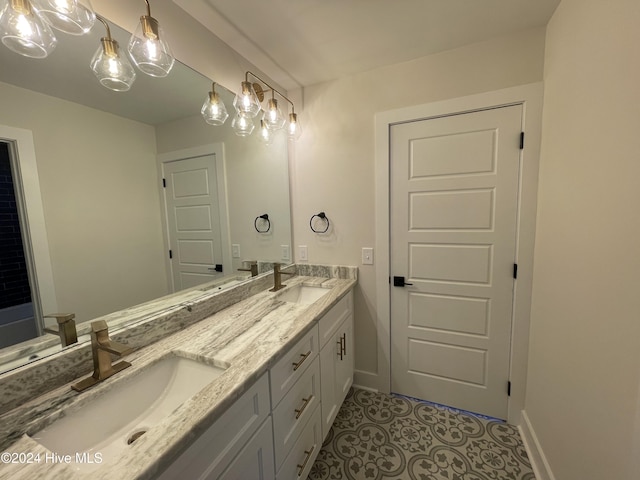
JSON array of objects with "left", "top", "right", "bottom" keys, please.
[
  {"left": 254, "top": 214, "right": 271, "bottom": 233},
  {"left": 310, "top": 212, "right": 330, "bottom": 233}
]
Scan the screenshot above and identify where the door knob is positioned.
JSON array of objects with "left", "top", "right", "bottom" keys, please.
[{"left": 393, "top": 276, "right": 413, "bottom": 287}]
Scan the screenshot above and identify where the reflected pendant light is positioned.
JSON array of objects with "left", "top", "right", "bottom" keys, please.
[
  {"left": 31, "top": 0, "right": 95, "bottom": 35},
  {"left": 90, "top": 16, "right": 136, "bottom": 92},
  {"left": 127, "top": 0, "right": 174, "bottom": 77},
  {"left": 264, "top": 97, "right": 285, "bottom": 131},
  {"left": 231, "top": 113, "right": 255, "bottom": 137},
  {"left": 233, "top": 81, "right": 262, "bottom": 118},
  {"left": 0, "top": 0, "right": 57, "bottom": 58},
  {"left": 201, "top": 82, "right": 229, "bottom": 126},
  {"left": 287, "top": 112, "right": 302, "bottom": 140},
  {"left": 259, "top": 119, "right": 273, "bottom": 145}
]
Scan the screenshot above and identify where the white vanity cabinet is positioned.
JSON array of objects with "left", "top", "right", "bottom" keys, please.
[
  {"left": 319, "top": 292, "right": 354, "bottom": 438},
  {"left": 156, "top": 373, "right": 273, "bottom": 480}
]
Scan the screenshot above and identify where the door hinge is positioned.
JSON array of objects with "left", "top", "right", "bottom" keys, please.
[
  {"left": 162, "top": 178, "right": 166, "bottom": 188},
  {"left": 519, "top": 132, "right": 525, "bottom": 150},
  {"left": 169, "top": 249, "right": 173, "bottom": 259},
  {"left": 513, "top": 263, "right": 518, "bottom": 279},
  {"left": 508, "top": 381, "right": 512, "bottom": 396}
]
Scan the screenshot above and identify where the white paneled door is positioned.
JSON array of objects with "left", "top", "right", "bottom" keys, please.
[
  {"left": 390, "top": 105, "right": 522, "bottom": 419},
  {"left": 163, "top": 155, "right": 224, "bottom": 291}
]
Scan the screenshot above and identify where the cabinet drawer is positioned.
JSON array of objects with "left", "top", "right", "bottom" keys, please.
[
  {"left": 318, "top": 291, "right": 352, "bottom": 349},
  {"left": 269, "top": 326, "right": 319, "bottom": 407},
  {"left": 157, "top": 373, "right": 271, "bottom": 480},
  {"left": 272, "top": 356, "right": 320, "bottom": 469},
  {"left": 276, "top": 405, "right": 322, "bottom": 480}
]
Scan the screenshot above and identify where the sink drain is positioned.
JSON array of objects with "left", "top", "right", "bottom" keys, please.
[{"left": 127, "top": 429, "right": 147, "bottom": 445}]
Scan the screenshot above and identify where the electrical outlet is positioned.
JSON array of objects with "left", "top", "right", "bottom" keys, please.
[
  {"left": 362, "top": 247, "right": 374, "bottom": 265},
  {"left": 232, "top": 244, "right": 240, "bottom": 258},
  {"left": 298, "top": 245, "right": 308, "bottom": 262},
  {"left": 281, "top": 245, "right": 291, "bottom": 261}
]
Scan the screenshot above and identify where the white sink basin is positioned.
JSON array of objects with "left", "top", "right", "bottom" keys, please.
[
  {"left": 277, "top": 285, "right": 330, "bottom": 305},
  {"left": 31, "top": 355, "right": 227, "bottom": 470}
]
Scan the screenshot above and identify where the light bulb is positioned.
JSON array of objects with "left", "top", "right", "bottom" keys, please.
[
  {"left": 128, "top": 12, "right": 174, "bottom": 77},
  {"left": 264, "top": 98, "right": 285, "bottom": 130},
  {"left": 0, "top": 0, "right": 57, "bottom": 58},
  {"left": 90, "top": 37, "right": 136, "bottom": 91},
  {"left": 233, "top": 81, "right": 261, "bottom": 118},
  {"left": 231, "top": 113, "right": 255, "bottom": 137},
  {"left": 287, "top": 112, "right": 303, "bottom": 140},
  {"left": 31, "top": 0, "right": 95, "bottom": 35},
  {"left": 259, "top": 119, "right": 273, "bottom": 145},
  {"left": 201, "top": 90, "right": 229, "bottom": 126}
]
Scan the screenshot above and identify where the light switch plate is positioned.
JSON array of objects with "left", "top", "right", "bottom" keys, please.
[
  {"left": 281, "top": 245, "right": 291, "bottom": 261},
  {"left": 298, "top": 245, "right": 308, "bottom": 262},
  {"left": 232, "top": 244, "right": 240, "bottom": 258},
  {"left": 362, "top": 247, "right": 374, "bottom": 265}
]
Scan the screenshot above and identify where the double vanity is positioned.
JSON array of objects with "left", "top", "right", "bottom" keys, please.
[{"left": 0, "top": 265, "right": 356, "bottom": 479}]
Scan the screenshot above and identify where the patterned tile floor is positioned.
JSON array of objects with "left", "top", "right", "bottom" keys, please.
[{"left": 308, "top": 388, "right": 535, "bottom": 480}]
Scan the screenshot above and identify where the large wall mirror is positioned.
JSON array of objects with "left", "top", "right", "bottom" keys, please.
[{"left": 0, "top": 10, "right": 292, "bottom": 372}]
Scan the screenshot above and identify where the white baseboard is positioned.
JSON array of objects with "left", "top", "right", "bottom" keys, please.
[
  {"left": 353, "top": 369, "right": 379, "bottom": 391},
  {"left": 519, "top": 410, "right": 556, "bottom": 480}
]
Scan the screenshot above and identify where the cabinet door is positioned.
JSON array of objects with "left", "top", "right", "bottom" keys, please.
[
  {"left": 216, "top": 418, "right": 275, "bottom": 480},
  {"left": 319, "top": 328, "right": 340, "bottom": 438},
  {"left": 336, "top": 314, "right": 354, "bottom": 405}
]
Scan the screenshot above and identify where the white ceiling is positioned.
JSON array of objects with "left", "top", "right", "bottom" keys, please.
[{"left": 174, "top": 0, "right": 561, "bottom": 91}]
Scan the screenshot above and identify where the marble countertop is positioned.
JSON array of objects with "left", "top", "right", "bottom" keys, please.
[{"left": 0, "top": 274, "right": 356, "bottom": 480}]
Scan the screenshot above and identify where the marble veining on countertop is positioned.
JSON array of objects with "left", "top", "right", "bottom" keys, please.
[{"left": 0, "top": 272, "right": 356, "bottom": 480}]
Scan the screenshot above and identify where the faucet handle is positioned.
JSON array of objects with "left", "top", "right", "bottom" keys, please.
[
  {"left": 44, "top": 313, "right": 76, "bottom": 324},
  {"left": 90, "top": 320, "right": 132, "bottom": 356}
]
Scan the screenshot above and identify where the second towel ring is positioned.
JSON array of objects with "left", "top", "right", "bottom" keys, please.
[
  {"left": 310, "top": 212, "right": 330, "bottom": 234},
  {"left": 254, "top": 214, "right": 271, "bottom": 233}
]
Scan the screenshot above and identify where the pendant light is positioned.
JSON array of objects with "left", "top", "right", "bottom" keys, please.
[
  {"left": 127, "top": 0, "right": 174, "bottom": 78},
  {"left": 231, "top": 113, "right": 255, "bottom": 137},
  {"left": 31, "top": 0, "right": 95, "bottom": 35},
  {"left": 233, "top": 80, "right": 262, "bottom": 118},
  {"left": 0, "top": 0, "right": 57, "bottom": 58},
  {"left": 288, "top": 112, "right": 303, "bottom": 140},
  {"left": 90, "top": 16, "right": 136, "bottom": 92},
  {"left": 259, "top": 119, "right": 274, "bottom": 145},
  {"left": 264, "top": 95, "right": 285, "bottom": 131},
  {"left": 201, "top": 82, "right": 229, "bottom": 126}
]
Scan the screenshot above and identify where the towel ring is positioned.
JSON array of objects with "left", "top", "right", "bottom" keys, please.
[
  {"left": 310, "top": 212, "right": 330, "bottom": 234},
  {"left": 254, "top": 214, "right": 271, "bottom": 233}
]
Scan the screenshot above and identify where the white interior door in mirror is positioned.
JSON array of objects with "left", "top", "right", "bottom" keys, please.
[{"left": 163, "top": 155, "right": 226, "bottom": 291}]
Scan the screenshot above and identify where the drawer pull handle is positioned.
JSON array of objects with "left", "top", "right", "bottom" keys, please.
[
  {"left": 294, "top": 395, "right": 313, "bottom": 419},
  {"left": 292, "top": 350, "right": 311, "bottom": 371},
  {"left": 342, "top": 332, "right": 347, "bottom": 356},
  {"left": 296, "top": 445, "right": 315, "bottom": 476}
]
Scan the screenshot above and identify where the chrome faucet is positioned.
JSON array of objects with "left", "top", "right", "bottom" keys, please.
[
  {"left": 43, "top": 313, "right": 78, "bottom": 347},
  {"left": 238, "top": 260, "right": 259, "bottom": 277},
  {"left": 270, "top": 263, "right": 294, "bottom": 292},
  {"left": 71, "top": 320, "right": 132, "bottom": 392}
]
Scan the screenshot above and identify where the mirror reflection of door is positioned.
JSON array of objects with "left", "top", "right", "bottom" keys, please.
[
  {"left": 162, "top": 154, "right": 227, "bottom": 292},
  {"left": 0, "top": 142, "right": 37, "bottom": 348}
]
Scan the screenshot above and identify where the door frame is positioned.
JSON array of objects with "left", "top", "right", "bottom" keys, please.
[
  {"left": 157, "top": 143, "right": 232, "bottom": 293},
  {"left": 0, "top": 124, "right": 58, "bottom": 334},
  {"left": 373, "top": 83, "right": 543, "bottom": 425}
]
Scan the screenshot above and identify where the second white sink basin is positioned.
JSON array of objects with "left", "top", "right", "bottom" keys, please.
[
  {"left": 31, "top": 354, "right": 227, "bottom": 470},
  {"left": 277, "top": 285, "right": 330, "bottom": 305}
]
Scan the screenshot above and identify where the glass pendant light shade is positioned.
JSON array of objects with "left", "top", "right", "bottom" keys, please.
[
  {"left": 287, "top": 112, "right": 303, "bottom": 140},
  {"left": 128, "top": 13, "right": 174, "bottom": 77},
  {"left": 0, "top": 0, "right": 57, "bottom": 58},
  {"left": 31, "top": 0, "right": 95, "bottom": 35},
  {"left": 259, "top": 119, "right": 274, "bottom": 145},
  {"left": 201, "top": 89, "right": 229, "bottom": 126},
  {"left": 264, "top": 98, "right": 285, "bottom": 130},
  {"left": 233, "top": 81, "right": 262, "bottom": 118},
  {"left": 231, "top": 113, "right": 255, "bottom": 137},
  {"left": 90, "top": 38, "right": 136, "bottom": 92}
]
